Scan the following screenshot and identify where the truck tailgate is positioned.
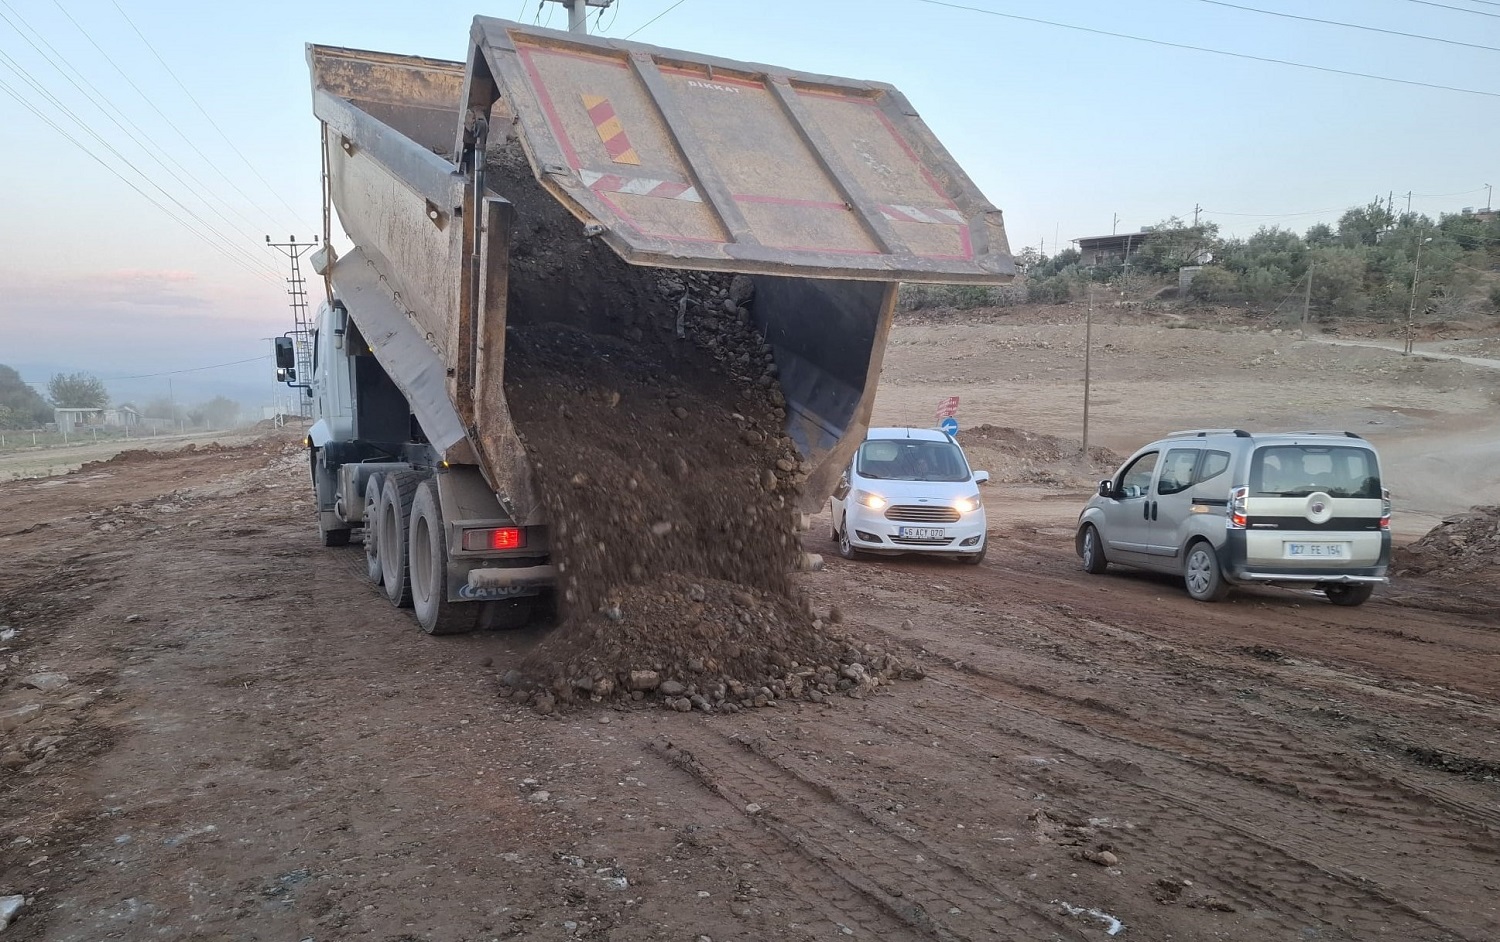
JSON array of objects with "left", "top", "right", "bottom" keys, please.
[{"left": 466, "top": 18, "right": 1013, "bottom": 283}]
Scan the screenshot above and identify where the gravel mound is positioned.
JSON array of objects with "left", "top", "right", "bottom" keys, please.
[
  {"left": 490, "top": 139, "right": 904, "bottom": 710},
  {"left": 957, "top": 424, "right": 1121, "bottom": 487},
  {"left": 1393, "top": 506, "right": 1500, "bottom": 578}
]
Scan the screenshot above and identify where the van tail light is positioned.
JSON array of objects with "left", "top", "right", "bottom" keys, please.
[
  {"left": 1228, "top": 486, "right": 1249, "bottom": 529},
  {"left": 462, "top": 527, "right": 525, "bottom": 551},
  {"left": 1380, "top": 487, "right": 1392, "bottom": 530}
]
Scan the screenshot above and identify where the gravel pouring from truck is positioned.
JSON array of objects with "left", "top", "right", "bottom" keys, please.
[{"left": 282, "top": 16, "right": 1014, "bottom": 633}]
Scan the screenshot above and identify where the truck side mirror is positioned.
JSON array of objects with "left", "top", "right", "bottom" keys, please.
[
  {"left": 1098, "top": 479, "right": 1114, "bottom": 498},
  {"left": 273, "top": 336, "right": 296, "bottom": 370},
  {"left": 973, "top": 470, "right": 990, "bottom": 486}
]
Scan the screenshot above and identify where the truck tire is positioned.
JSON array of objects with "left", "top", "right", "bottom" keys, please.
[
  {"left": 409, "top": 479, "right": 480, "bottom": 635},
  {"left": 362, "top": 472, "right": 386, "bottom": 586},
  {"left": 378, "top": 471, "right": 424, "bottom": 608}
]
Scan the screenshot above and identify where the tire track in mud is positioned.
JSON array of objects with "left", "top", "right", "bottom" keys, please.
[
  {"left": 648, "top": 726, "right": 1085, "bottom": 941},
  {"left": 815, "top": 558, "right": 1494, "bottom": 937},
  {"left": 873, "top": 676, "right": 1472, "bottom": 940},
  {"left": 839, "top": 551, "right": 1500, "bottom": 839}
]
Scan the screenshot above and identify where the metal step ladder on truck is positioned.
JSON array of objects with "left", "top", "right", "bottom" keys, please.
[{"left": 275, "top": 16, "right": 1014, "bottom": 634}]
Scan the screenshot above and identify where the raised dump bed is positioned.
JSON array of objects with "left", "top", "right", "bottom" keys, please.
[{"left": 291, "top": 17, "right": 1013, "bottom": 635}]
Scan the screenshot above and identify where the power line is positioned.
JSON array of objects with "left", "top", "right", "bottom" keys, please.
[
  {"left": 911, "top": 0, "right": 1500, "bottom": 98},
  {"left": 626, "top": 0, "right": 691, "bottom": 39},
  {"left": 1202, "top": 205, "right": 1352, "bottom": 218},
  {"left": 107, "top": 1, "right": 308, "bottom": 230},
  {"left": 1396, "top": 0, "right": 1500, "bottom": 17},
  {"left": 599, "top": 0, "right": 623, "bottom": 32},
  {"left": 0, "top": 5, "right": 283, "bottom": 281},
  {"left": 1, "top": 3, "right": 283, "bottom": 272},
  {"left": 1197, "top": 0, "right": 1500, "bottom": 53},
  {"left": 1411, "top": 187, "right": 1487, "bottom": 198},
  {"left": 101, "top": 355, "right": 272, "bottom": 382},
  {"left": 0, "top": 69, "right": 282, "bottom": 287},
  {"left": 41, "top": 0, "right": 282, "bottom": 244}
]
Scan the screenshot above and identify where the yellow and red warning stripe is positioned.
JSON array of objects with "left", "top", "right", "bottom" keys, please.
[{"left": 581, "top": 94, "right": 640, "bottom": 166}]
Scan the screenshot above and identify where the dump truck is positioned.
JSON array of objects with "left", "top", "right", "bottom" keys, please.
[{"left": 278, "top": 16, "right": 1014, "bottom": 634}]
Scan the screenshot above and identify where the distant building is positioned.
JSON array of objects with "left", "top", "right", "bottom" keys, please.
[
  {"left": 53, "top": 406, "right": 105, "bottom": 429},
  {"left": 1074, "top": 231, "right": 1151, "bottom": 267},
  {"left": 103, "top": 405, "right": 140, "bottom": 428},
  {"left": 1460, "top": 207, "right": 1497, "bottom": 224}
]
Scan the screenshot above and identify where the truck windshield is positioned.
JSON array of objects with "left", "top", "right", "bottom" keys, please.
[
  {"left": 1250, "top": 445, "right": 1381, "bottom": 499},
  {"left": 857, "top": 439, "right": 972, "bottom": 482}
]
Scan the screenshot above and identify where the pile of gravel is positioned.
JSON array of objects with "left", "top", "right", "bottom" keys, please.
[{"left": 1393, "top": 505, "right": 1500, "bottom": 578}]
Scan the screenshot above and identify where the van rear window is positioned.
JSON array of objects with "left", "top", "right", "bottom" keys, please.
[{"left": 1250, "top": 446, "right": 1380, "bottom": 499}]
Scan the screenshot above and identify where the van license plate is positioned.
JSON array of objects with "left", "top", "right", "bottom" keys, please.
[
  {"left": 900, "top": 527, "right": 947, "bottom": 540},
  {"left": 1285, "top": 542, "right": 1350, "bottom": 559}
]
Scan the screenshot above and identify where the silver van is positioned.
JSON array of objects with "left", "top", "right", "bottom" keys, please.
[{"left": 1076, "top": 429, "right": 1391, "bottom": 605}]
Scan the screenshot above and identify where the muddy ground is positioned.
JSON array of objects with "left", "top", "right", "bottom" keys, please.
[{"left": 3, "top": 311, "right": 1499, "bottom": 941}]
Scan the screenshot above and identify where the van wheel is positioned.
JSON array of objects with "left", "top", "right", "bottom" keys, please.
[
  {"left": 837, "top": 515, "right": 861, "bottom": 560},
  {"left": 410, "top": 479, "right": 479, "bottom": 635},
  {"left": 959, "top": 542, "right": 986, "bottom": 565},
  {"left": 362, "top": 472, "right": 386, "bottom": 586},
  {"left": 1324, "top": 584, "right": 1374, "bottom": 607},
  {"left": 1079, "top": 525, "right": 1108, "bottom": 574},
  {"left": 1184, "top": 540, "right": 1230, "bottom": 602}
]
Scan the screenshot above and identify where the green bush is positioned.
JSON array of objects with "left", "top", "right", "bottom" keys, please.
[{"left": 1186, "top": 265, "right": 1240, "bottom": 301}]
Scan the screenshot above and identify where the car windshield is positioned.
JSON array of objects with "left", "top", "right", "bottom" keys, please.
[
  {"left": 1250, "top": 445, "right": 1381, "bottom": 499},
  {"left": 857, "top": 438, "right": 971, "bottom": 482}
]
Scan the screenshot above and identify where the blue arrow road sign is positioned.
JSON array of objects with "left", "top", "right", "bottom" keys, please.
[{"left": 940, "top": 416, "right": 959, "bottom": 436}]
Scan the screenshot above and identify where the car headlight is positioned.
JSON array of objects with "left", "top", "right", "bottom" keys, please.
[
  {"left": 954, "top": 494, "right": 982, "bottom": 513},
  {"left": 854, "top": 489, "right": 887, "bottom": 510}
]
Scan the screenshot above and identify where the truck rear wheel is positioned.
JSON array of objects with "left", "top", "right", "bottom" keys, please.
[
  {"left": 362, "top": 472, "right": 386, "bottom": 586},
  {"left": 410, "top": 479, "right": 480, "bottom": 635},
  {"left": 378, "top": 471, "right": 424, "bottom": 608}
]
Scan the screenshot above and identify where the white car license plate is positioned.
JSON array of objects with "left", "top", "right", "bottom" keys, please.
[
  {"left": 1285, "top": 541, "right": 1350, "bottom": 559},
  {"left": 900, "top": 527, "right": 947, "bottom": 540}
]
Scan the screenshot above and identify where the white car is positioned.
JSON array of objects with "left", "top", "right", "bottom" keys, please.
[{"left": 830, "top": 427, "right": 990, "bottom": 564}]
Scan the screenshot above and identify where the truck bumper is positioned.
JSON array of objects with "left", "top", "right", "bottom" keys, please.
[{"left": 454, "top": 563, "right": 556, "bottom": 601}]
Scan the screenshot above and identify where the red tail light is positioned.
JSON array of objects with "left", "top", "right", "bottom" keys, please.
[
  {"left": 1380, "top": 487, "right": 1392, "bottom": 530},
  {"left": 1228, "top": 486, "right": 1249, "bottom": 529},
  {"left": 462, "top": 527, "right": 525, "bottom": 551}
]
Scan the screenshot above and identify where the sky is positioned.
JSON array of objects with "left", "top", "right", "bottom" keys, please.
[{"left": 1, "top": 0, "right": 1496, "bottom": 410}]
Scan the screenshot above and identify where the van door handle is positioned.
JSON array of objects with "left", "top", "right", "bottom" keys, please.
[
  {"left": 1151, "top": 500, "right": 1158, "bottom": 521},
  {"left": 1143, "top": 501, "right": 1150, "bottom": 520}
]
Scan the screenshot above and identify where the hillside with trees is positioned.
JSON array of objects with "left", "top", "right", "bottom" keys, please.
[{"left": 905, "top": 203, "right": 1500, "bottom": 324}]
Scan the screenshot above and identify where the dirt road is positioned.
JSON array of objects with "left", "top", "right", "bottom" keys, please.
[
  {"left": 3, "top": 416, "right": 1498, "bottom": 941},
  {"left": 4, "top": 311, "right": 1498, "bottom": 941}
]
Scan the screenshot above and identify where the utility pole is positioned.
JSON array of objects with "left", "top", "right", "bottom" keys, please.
[
  {"left": 1301, "top": 260, "right": 1314, "bottom": 338},
  {"left": 1193, "top": 203, "right": 1200, "bottom": 228},
  {"left": 1404, "top": 230, "right": 1430, "bottom": 356},
  {"left": 1387, "top": 190, "right": 1394, "bottom": 218},
  {"left": 1487, "top": 183, "right": 1493, "bottom": 212},
  {"left": 266, "top": 235, "right": 319, "bottom": 418},
  {"left": 1082, "top": 280, "right": 1093, "bottom": 460},
  {"left": 1112, "top": 212, "right": 1119, "bottom": 235},
  {"left": 1405, "top": 191, "right": 1412, "bottom": 216},
  {"left": 542, "top": 0, "right": 614, "bottom": 33}
]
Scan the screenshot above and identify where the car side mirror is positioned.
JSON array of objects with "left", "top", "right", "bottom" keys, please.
[
  {"left": 833, "top": 471, "right": 850, "bottom": 501},
  {"left": 973, "top": 470, "right": 990, "bottom": 486},
  {"left": 1098, "top": 479, "right": 1114, "bottom": 498}
]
